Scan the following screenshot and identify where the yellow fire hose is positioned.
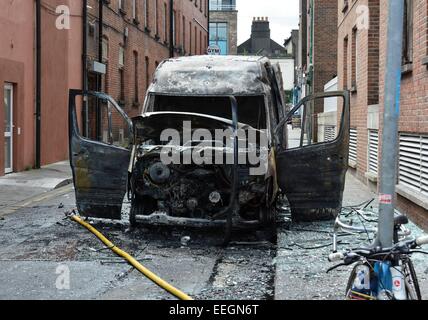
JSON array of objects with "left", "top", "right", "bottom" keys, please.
[{"left": 69, "top": 214, "right": 193, "bottom": 301}]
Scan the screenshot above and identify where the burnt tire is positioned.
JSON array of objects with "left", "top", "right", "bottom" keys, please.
[{"left": 291, "top": 207, "right": 339, "bottom": 222}]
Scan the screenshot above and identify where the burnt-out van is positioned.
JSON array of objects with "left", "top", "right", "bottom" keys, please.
[{"left": 69, "top": 55, "right": 350, "bottom": 241}]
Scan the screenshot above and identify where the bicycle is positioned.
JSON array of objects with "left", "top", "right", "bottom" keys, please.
[{"left": 328, "top": 214, "right": 428, "bottom": 300}]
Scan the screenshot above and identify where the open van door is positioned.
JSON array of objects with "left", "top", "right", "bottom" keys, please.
[
  {"left": 275, "top": 91, "right": 350, "bottom": 221},
  {"left": 69, "top": 90, "right": 133, "bottom": 219}
]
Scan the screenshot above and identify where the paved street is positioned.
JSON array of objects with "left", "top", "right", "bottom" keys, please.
[
  {"left": 0, "top": 179, "right": 275, "bottom": 300},
  {"left": 1, "top": 167, "right": 427, "bottom": 300}
]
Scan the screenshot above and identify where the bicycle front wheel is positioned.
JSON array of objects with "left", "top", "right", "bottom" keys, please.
[{"left": 403, "top": 259, "right": 422, "bottom": 300}]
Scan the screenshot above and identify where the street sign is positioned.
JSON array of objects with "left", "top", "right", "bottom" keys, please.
[{"left": 207, "top": 45, "right": 221, "bottom": 55}]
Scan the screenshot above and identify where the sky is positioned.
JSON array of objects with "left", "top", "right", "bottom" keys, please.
[{"left": 236, "top": 0, "right": 299, "bottom": 47}]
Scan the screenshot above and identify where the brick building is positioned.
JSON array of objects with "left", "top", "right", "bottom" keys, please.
[
  {"left": 296, "top": 0, "right": 338, "bottom": 98},
  {"left": 87, "top": 0, "right": 209, "bottom": 119},
  {"left": 337, "top": 0, "right": 380, "bottom": 185},
  {"left": 0, "top": 0, "right": 83, "bottom": 176},
  {"left": 209, "top": 0, "right": 238, "bottom": 55},
  {"left": 338, "top": 0, "right": 428, "bottom": 230},
  {"left": 0, "top": 0, "right": 208, "bottom": 177}
]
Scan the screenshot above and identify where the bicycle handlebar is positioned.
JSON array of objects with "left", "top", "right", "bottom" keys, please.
[
  {"left": 416, "top": 235, "right": 428, "bottom": 246},
  {"left": 329, "top": 235, "right": 428, "bottom": 264},
  {"left": 328, "top": 252, "right": 345, "bottom": 262}
]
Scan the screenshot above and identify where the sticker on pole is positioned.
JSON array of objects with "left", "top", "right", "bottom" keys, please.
[
  {"left": 207, "top": 45, "right": 221, "bottom": 55},
  {"left": 379, "top": 194, "right": 393, "bottom": 205}
]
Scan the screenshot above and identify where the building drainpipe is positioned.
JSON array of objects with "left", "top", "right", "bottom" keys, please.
[
  {"left": 82, "top": 0, "right": 89, "bottom": 137},
  {"left": 207, "top": 0, "right": 210, "bottom": 48},
  {"left": 35, "top": 0, "right": 41, "bottom": 169},
  {"left": 169, "top": 0, "right": 174, "bottom": 58}
]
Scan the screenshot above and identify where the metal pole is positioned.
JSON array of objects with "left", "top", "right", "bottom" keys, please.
[{"left": 376, "top": 0, "right": 405, "bottom": 248}]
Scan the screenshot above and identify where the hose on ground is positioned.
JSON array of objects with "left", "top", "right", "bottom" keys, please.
[{"left": 69, "top": 214, "right": 193, "bottom": 301}]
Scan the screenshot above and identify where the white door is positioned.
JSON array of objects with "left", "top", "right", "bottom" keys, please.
[{"left": 4, "top": 83, "right": 13, "bottom": 174}]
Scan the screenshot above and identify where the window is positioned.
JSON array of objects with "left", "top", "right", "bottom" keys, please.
[
  {"left": 173, "top": 10, "right": 176, "bottom": 46},
  {"left": 119, "top": 69, "right": 125, "bottom": 102},
  {"left": 368, "top": 130, "right": 379, "bottom": 175},
  {"left": 402, "top": 0, "right": 413, "bottom": 65},
  {"left": 132, "top": 0, "right": 137, "bottom": 20},
  {"left": 182, "top": 16, "right": 186, "bottom": 51},
  {"left": 134, "top": 51, "right": 139, "bottom": 104},
  {"left": 399, "top": 134, "right": 428, "bottom": 195},
  {"left": 209, "top": 0, "right": 235, "bottom": 11},
  {"left": 200, "top": 30, "right": 202, "bottom": 54},
  {"left": 144, "top": 0, "right": 149, "bottom": 29},
  {"left": 209, "top": 22, "right": 228, "bottom": 55},
  {"left": 343, "top": 36, "right": 348, "bottom": 90},
  {"left": 283, "top": 96, "right": 345, "bottom": 149},
  {"left": 351, "top": 27, "right": 358, "bottom": 89},
  {"left": 119, "top": 46, "right": 125, "bottom": 67},
  {"left": 102, "top": 37, "right": 109, "bottom": 62},
  {"left": 145, "top": 56, "right": 150, "bottom": 89},
  {"left": 189, "top": 21, "right": 192, "bottom": 55},
  {"left": 194, "top": 26, "right": 197, "bottom": 54},
  {"left": 119, "top": 0, "right": 123, "bottom": 10},
  {"left": 164, "top": 3, "right": 168, "bottom": 42},
  {"left": 154, "top": 0, "right": 158, "bottom": 35},
  {"left": 349, "top": 128, "right": 357, "bottom": 165}
]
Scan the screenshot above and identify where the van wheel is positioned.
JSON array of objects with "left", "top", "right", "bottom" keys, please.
[{"left": 257, "top": 206, "right": 277, "bottom": 243}]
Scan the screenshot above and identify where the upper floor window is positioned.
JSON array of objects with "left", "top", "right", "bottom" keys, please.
[
  {"left": 209, "top": 0, "right": 235, "bottom": 11},
  {"left": 102, "top": 37, "right": 109, "bottom": 62},
  {"left": 132, "top": 0, "right": 137, "bottom": 20},
  {"left": 144, "top": 0, "right": 149, "bottom": 29},
  {"left": 164, "top": 2, "right": 168, "bottom": 42},
  {"left": 209, "top": 22, "right": 228, "bottom": 55},
  {"left": 119, "top": 46, "right": 125, "bottom": 67},
  {"left": 402, "top": 0, "right": 413, "bottom": 66}
]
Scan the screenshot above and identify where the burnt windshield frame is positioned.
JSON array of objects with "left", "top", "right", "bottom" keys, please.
[{"left": 145, "top": 93, "right": 269, "bottom": 130}]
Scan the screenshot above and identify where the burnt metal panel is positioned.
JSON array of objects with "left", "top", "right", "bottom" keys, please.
[
  {"left": 275, "top": 91, "right": 350, "bottom": 221},
  {"left": 69, "top": 90, "right": 133, "bottom": 220},
  {"left": 150, "top": 56, "right": 271, "bottom": 96}
]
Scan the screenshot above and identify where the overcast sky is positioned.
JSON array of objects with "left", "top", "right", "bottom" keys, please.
[{"left": 236, "top": 0, "right": 299, "bottom": 46}]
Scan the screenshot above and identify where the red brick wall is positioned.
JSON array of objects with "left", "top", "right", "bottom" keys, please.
[
  {"left": 342, "top": 0, "right": 428, "bottom": 229},
  {"left": 337, "top": 0, "right": 380, "bottom": 181},
  {"left": 378, "top": 0, "right": 428, "bottom": 229},
  {"left": 87, "top": 0, "right": 208, "bottom": 118},
  {"left": 311, "top": 0, "right": 338, "bottom": 95}
]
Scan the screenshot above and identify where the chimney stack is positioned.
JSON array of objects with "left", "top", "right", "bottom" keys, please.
[{"left": 251, "top": 16, "right": 271, "bottom": 54}]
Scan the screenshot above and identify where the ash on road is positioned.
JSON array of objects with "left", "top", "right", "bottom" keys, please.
[{"left": 0, "top": 189, "right": 275, "bottom": 300}]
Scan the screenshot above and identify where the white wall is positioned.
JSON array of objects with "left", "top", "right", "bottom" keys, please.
[
  {"left": 323, "top": 76, "right": 338, "bottom": 113},
  {"left": 271, "top": 58, "right": 295, "bottom": 91}
]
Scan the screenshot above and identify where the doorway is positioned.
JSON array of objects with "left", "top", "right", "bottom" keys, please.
[{"left": 4, "top": 83, "right": 13, "bottom": 174}]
